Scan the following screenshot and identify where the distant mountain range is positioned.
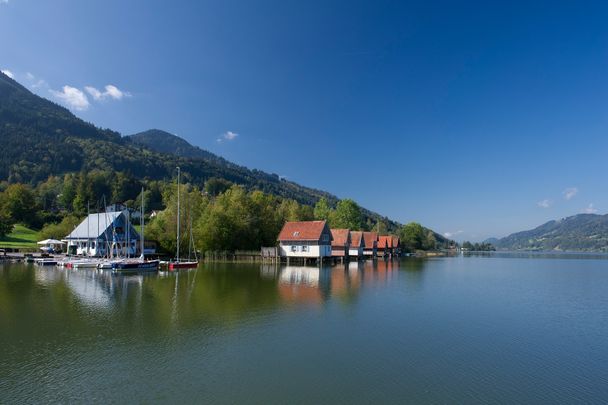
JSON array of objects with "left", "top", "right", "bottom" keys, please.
[
  {"left": 1, "top": 71, "right": 434, "bottom": 237},
  {"left": 489, "top": 213, "right": 608, "bottom": 251}
]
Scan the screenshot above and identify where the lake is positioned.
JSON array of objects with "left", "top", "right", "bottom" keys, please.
[{"left": 1, "top": 256, "right": 608, "bottom": 403}]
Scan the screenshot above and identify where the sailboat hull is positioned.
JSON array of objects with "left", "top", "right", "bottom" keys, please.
[
  {"left": 112, "top": 260, "right": 160, "bottom": 272},
  {"left": 168, "top": 261, "right": 198, "bottom": 270}
]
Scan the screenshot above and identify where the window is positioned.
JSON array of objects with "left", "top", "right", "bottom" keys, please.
[
  {"left": 322, "top": 234, "right": 329, "bottom": 242},
  {"left": 302, "top": 245, "right": 308, "bottom": 252},
  {"left": 291, "top": 245, "right": 297, "bottom": 252},
  {"left": 293, "top": 231, "right": 300, "bottom": 237}
]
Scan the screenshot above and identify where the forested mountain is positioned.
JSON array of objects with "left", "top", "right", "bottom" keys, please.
[
  {"left": 129, "top": 129, "right": 220, "bottom": 160},
  {"left": 0, "top": 71, "right": 406, "bottom": 232},
  {"left": 491, "top": 214, "right": 608, "bottom": 251}
]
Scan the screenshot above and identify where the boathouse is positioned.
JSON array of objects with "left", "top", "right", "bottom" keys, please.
[
  {"left": 331, "top": 229, "right": 351, "bottom": 258},
  {"left": 63, "top": 210, "right": 139, "bottom": 257},
  {"left": 391, "top": 236, "right": 401, "bottom": 256},
  {"left": 278, "top": 220, "right": 333, "bottom": 260},
  {"left": 349, "top": 231, "right": 364, "bottom": 259},
  {"left": 377, "top": 235, "right": 392, "bottom": 257},
  {"left": 362, "top": 232, "right": 378, "bottom": 257}
]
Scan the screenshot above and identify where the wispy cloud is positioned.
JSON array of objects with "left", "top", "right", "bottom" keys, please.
[
  {"left": 85, "top": 84, "right": 131, "bottom": 101},
  {"left": 217, "top": 131, "right": 239, "bottom": 143},
  {"left": 537, "top": 199, "right": 552, "bottom": 208},
  {"left": 1, "top": 69, "right": 14, "bottom": 79},
  {"left": 563, "top": 187, "right": 578, "bottom": 200},
  {"left": 0, "top": 0, "right": 8, "bottom": 5},
  {"left": 443, "top": 230, "right": 463, "bottom": 238},
  {"left": 25, "top": 72, "right": 47, "bottom": 89},
  {"left": 583, "top": 203, "right": 598, "bottom": 214},
  {"left": 50, "top": 85, "right": 90, "bottom": 111}
]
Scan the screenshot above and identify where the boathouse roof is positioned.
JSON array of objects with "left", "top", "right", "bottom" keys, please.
[
  {"left": 362, "top": 232, "right": 378, "bottom": 248},
  {"left": 64, "top": 211, "right": 139, "bottom": 240},
  {"left": 378, "top": 235, "right": 393, "bottom": 249},
  {"left": 350, "top": 231, "right": 364, "bottom": 248},
  {"left": 278, "top": 220, "right": 332, "bottom": 242},
  {"left": 330, "top": 229, "right": 351, "bottom": 247}
]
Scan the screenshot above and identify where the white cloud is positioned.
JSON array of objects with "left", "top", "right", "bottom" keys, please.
[
  {"left": 50, "top": 85, "right": 90, "bottom": 111},
  {"left": 443, "top": 230, "right": 463, "bottom": 238},
  {"left": 583, "top": 203, "right": 598, "bottom": 214},
  {"left": 563, "top": 187, "right": 578, "bottom": 200},
  {"left": 0, "top": 0, "right": 8, "bottom": 5},
  {"left": 85, "top": 84, "right": 131, "bottom": 101},
  {"left": 537, "top": 199, "right": 552, "bottom": 208},
  {"left": 1, "top": 69, "right": 14, "bottom": 79},
  {"left": 25, "top": 72, "right": 47, "bottom": 89},
  {"left": 217, "top": 131, "right": 239, "bottom": 143}
]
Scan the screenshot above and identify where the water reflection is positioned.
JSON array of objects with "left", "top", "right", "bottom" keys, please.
[{"left": 1, "top": 259, "right": 427, "bottom": 339}]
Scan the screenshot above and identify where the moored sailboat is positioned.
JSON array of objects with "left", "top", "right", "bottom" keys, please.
[{"left": 168, "top": 167, "right": 198, "bottom": 271}]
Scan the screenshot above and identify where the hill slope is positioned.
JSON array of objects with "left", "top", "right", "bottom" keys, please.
[
  {"left": 0, "top": 72, "right": 408, "bottom": 231},
  {"left": 492, "top": 213, "right": 608, "bottom": 251},
  {"left": 129, "top": 129, "right": 219, "bottom": 160}
]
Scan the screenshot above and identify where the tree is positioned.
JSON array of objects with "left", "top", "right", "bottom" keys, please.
[
  {"left": 314, "top": 197, "right": 332, "bottom": 222},
  {"left": 0, "top": 213, "right": 12, "bottom": 238},
  {"left": 400, "top": 222, "right": 425, "bottom": 251},
  {"left": 332, "top": 199, "right": 362, "bottom": 230},
  {"left": 39, "top": 215, "right": 81, "bottom": 240},
  {"left": 204, "top": 177, "right": 232, "bottom": 196},
  {"left": 1, "top": 184, "right": 38, "bottom": 227}
]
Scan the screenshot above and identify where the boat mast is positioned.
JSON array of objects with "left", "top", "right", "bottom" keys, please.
[
  {"left": 176, "top": 166, "right": 180, "bottom": 262},
  {"left": 86, "top": 201, "right": 90, "bottom": 256},
  {"left": 140, "top": 187, "right": 145, "bottom": 260}
]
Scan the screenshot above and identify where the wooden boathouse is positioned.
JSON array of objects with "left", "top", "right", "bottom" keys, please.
[{"left": 277, "top": 220, "right": 333, "bottom": 264}]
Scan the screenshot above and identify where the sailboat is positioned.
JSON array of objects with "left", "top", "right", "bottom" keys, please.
[
  {"left": 112, "top": 188, "right": 160, "bottom": 273},
  {"left": 168, "top": 167, "right": 199, "bottom": 271}
]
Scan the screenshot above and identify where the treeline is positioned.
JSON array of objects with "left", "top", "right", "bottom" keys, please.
[
  {"left": 462, "top": 241, "right": 496, "bottom": 251},
  {"left": 0, "top": 171, "right": 454, "bottom": 254}
]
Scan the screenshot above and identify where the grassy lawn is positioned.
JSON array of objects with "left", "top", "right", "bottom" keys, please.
[{"left": 0, "top": 224, "right": 39, "bottom": 249}]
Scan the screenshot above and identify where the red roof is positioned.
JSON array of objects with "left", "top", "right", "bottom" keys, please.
[
  {"left": 378, "top": 236, "right": 392, "bottom": 249},
  {"left": 331, "top": 229, "right": 350, "bottom": 247},
  {"left": 363, "top": 232, "right": 378, "bottom": 249},
  {"left": 392, "top": 236, "right": 400, "bottom": 248},
  {"left": 278, "top": 221, "right": 331, "bottom": 242},
  {"left": 350, "top": 231, "right": 364, "bottom": 248}
]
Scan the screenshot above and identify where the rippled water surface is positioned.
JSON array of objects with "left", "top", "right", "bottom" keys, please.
[{"left": 1, "top": 256, "right": 608, "bottom": 403}]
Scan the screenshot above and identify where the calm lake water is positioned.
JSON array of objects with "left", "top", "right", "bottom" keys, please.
[{"left": 1, "top": 256, "right": 608, "bottom": 403}]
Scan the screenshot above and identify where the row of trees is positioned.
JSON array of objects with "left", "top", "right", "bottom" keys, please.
[
  {"left": 461, "top": 241, "right": 496, "bottom": 251},
  {"left": 0, "top": 171, "right": 452, "bottom": 254}
]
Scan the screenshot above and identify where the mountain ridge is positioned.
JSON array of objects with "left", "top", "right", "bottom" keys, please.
[
  {"left": 489, "top": 213, "right": 608, "bottom": 251},
  {"left": 0, "top": 71, "right": 417, "bottom": 235}
]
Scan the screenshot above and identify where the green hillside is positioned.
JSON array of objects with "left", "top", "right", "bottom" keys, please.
[{"left": 491, "top": 213, "right": 608, "bottom": 251}]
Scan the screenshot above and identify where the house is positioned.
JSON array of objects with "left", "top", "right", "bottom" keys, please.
[
  {"left": 277, "top": 220, "right": 333, "bottom": 259},
  {"left": 362, "top": 232, "right": 378, "bottom": 257},
  {"left": 349, "top": 231, "right": 364, "bottom": 259},
  {"left": 331, "top": 229, "right": 351, "bottom": 258},
  {"left": 377, "top": 235, "right": 393, "bottom": 257},
  {"left": 64, "top": 210, "right": 140, "bottom": 257},
  {"left": 391, "top": 236, "right": 401, "bottom": 256}
]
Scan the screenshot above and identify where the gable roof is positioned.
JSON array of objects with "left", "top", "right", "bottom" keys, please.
[
  {"left": 350, "top": 231, "right": 364, "bottom": 248},
  {"left": 378, "top": 235, "right": 393, "bottom": 249},
  {"left": 65, "top": 211, "right": 139, "bottom": 240},
  {"left": 363, "top": 232, "right": 378, "bottom": 249},
  {"left": 278, "top": 220, "right": 332, "bottom": 242},
  {"left": 392, "top": 236, "right": 400, "bottom": 247},
  {"left": 330, "top": 229, "right": 350, "bottom": 247}
]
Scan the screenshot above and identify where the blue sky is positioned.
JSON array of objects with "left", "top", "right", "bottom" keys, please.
[{"left": 2, "top": 0, "right": 608, "bottom": 241}]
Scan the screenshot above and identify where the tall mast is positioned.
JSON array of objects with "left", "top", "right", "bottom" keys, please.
[
  {"left": 86, "top": 201, "right": 90, "bottom": 256},
  {"left": 140, "top": 187, "right": 145, "bottom": 260},
  {"left": 176, "top": 166, "right": 180, "bottom": 262}
]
